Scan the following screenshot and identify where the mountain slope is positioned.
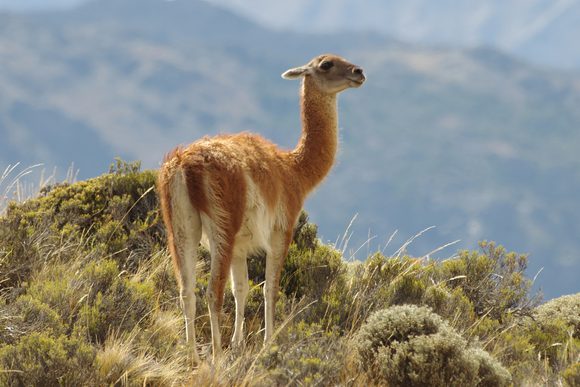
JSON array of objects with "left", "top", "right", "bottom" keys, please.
[
  {"left": 3, "top": 0, "right": 580, "bottom": 69},
  {"left": 206, "top": 0, "right": 580, "bottom": 70},
  {"left": 1, "top": 0, "right": 579, "bottom": 298}
]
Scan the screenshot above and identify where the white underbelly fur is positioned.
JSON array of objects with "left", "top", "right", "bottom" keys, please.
[{"left": 199, "top": 173, "right": 286, "bottom": 258}]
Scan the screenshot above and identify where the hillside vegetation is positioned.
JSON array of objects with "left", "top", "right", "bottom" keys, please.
[{"left": 0, "top": 161, "right": 578, "bottom": 386}]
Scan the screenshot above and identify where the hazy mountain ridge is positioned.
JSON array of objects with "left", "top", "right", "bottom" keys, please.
[
  {"left": 3, "top": 0, "right": 580, "bottom": 69},
  {"left": 205, "top": 0, "right": 580, "bottom": 70},
  {"left": 1, "top": 0, "right": 579, "bottom": 297}
]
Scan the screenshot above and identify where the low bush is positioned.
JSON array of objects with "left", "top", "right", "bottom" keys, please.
[
  {"left": 334, "top": 254, "right": 428, "bottom": 332},
  {"left": 282, "top": 243, "right": 346, "bottom": 322},
  {"left": 354, "top": 304, "right": 511, "bottom": 386},
  {"left": 9, "top": 295, "right": 66, "bottom": 338},
  {"left": 535, "top": 293, "right": 580, "bottom": 337},
  {"left": 434, "top": 241, "right": 538, "bottom": 320}
]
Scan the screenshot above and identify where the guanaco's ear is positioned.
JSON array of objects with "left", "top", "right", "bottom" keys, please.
[{"left": 281, "top": 65, "right": 311, "bottom": 80}]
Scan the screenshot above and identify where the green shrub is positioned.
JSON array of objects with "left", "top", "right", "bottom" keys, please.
[
  {"left": 526, "top": 319, "right": 575, "bottom": 368},
  {"left": 422, "top": 285, "right": 476, "bottom": 331},
  {"left": 292, "top": 211, "right": 318, "bottom": 252},
  {"left": 0, "top": 332, "right": 96, "bottom": 386},
  {"left": 376, "top": 328, "right": 480, "bottom": 386},
  {"left": 27, "top": 271, "right": 80, "bottom": 325},
  {"left": 389, "top": 273, "right": 427, "bottom": 305},
  {"left": 532, "top": 294, "right": 580, "bottom": 383},
  {"left": 490, "top": 295, "right": 580, "bottom": 382},
  {"left": 281, "top": 243, "right": 346, "bottom": 322},
  {"left": 74, "top": 269, "right": 156, "bottom": 343},
  {"left": 535, "top": 293, "right": 580, "bottom": 337},
  {"left": 435, "top": 241, "right": 538, "bottom": 320},
  {"left": 80, "top": 259, "right": 120, "bottom": 301},
  {"left": 11, "top": 296, "right": 65, "bottom": 337},
  {"left": 355, "top": 304, "right": 442, "bottom": 365},
  {"left": 1, "top": 294, "right": 67, "bottom": 346},
  {"left": 354, "top": 305, "right": 511, "bottom": 386},
  {"left": 467, "top": 347, "right": 512, "bottom": 387},
  {"left": 335, "top": 254, "right": 431, "bottom": 332},
  {"left": 0, "top": 162, "right": 161, "bottom": 291}
]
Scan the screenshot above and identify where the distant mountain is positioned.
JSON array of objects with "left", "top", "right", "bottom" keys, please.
[
  {"left": 205, "top": 0, "right": 580, "bottom": 71},
  {"left": 0, "top": 101, "right": 116, "bottom": 177},
  {"left": 1, "top": 0, "right": 579, "bottom": 298},
  {"left": 0, "top": 0, "right": 580, "bottom": 71},
  {"left": 3, "top": 0, "right": 580, "bottom": 70}
]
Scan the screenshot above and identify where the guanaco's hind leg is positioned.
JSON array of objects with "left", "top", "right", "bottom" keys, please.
[{"left": 170, "top": 173, "right": 202, "bottom": 364}]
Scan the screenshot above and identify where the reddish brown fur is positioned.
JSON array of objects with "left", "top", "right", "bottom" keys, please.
[{"left": 158, "top": 128, "right": 313, "bottom": 312}]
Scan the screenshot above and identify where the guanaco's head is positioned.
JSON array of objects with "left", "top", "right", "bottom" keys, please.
[{"left": 281, "top": 54, "right": 365, "bottom": 94}]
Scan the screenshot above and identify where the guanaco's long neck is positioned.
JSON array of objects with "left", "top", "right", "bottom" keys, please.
[{"left": 291, "top": 76, "right": 338, "bottom": 192}]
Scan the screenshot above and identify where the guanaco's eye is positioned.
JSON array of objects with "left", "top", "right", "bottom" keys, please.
[{"left": 319, "top": 61, "right": 334, "bottom": 70}]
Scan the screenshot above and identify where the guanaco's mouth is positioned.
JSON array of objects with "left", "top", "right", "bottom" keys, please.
[{"left": 349, "top": 78, "right": 365, "bottom": 87}]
